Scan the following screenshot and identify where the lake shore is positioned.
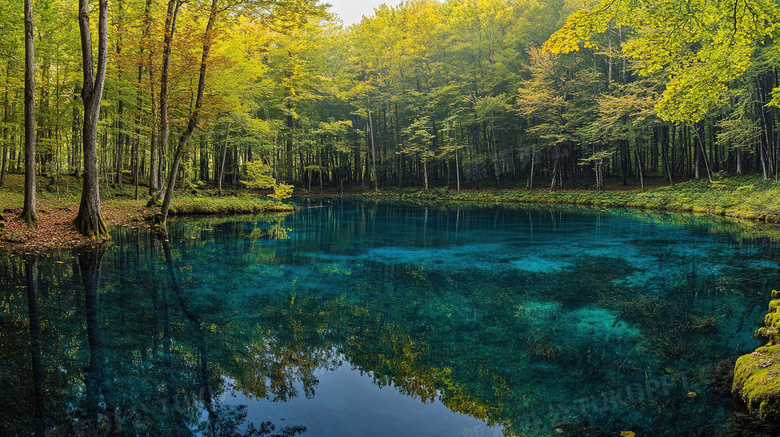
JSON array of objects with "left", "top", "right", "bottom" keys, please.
[
  {"left": 4, "top": 173, "right": 780, "bottom": 254},
  {"left": 344, "top": 176, "right": 780, "bottom": 224},
  {"left": 0, "top": 174, "right": 293, "bottom": 254}
]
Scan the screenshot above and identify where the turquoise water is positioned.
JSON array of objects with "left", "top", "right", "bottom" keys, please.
[{"left": 2, "top": 199, "right": 780, "bottom": 436}]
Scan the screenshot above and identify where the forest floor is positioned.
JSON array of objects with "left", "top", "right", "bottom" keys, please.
[
  {"left": 4, "top": 172, "right": 780, "bottom": 254},
  {"left": 0, "top": 174, "right": 152, "bottom": 254},
  {"left": 0, "top": 173, "right": 290, "bottom": 254}
]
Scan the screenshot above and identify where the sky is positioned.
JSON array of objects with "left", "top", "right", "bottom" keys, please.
[{"left": 327, "top": 0, "right": 399, "bottom": 26}]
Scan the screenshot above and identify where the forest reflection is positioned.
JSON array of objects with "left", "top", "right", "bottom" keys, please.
[
  {"left": 2, "top": 200, "right": 780, "bottom": 436},
  {"left": 2, "top": 232, "right": 313, "bottom": 436}
]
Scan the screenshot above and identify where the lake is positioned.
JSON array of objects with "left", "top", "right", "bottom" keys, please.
[{"left": 2, "top": 199, "right": 780, "bottom": 436}]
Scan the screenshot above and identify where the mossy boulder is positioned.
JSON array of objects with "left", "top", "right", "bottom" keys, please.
[
  {"left": 755, "top": 296, "right": 780, "bottom": 345},
  {"left": 734, "top": 290, "right": 780, "bottom": 420},
  {"left": 733, "top": 345, "right": 780, "bottom": 420}
]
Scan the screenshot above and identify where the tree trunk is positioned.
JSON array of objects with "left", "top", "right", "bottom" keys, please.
[
  {"left": 21, "top": 0, "right": 37, "bottom": 226},
  {"left": 114, "top": 0, "right": 124, "bottom": 187},
  {"left": 154, "top": 0, "right": 182, "bottom": 198},
  {"left": 696, "top": 122, "right": 713, "bottom": 182},
  {"left": 75, "top": 0, "right": 109, "bottom": 239},
  {"left": 160, "top": 0, "right": 219, "bottom": 230},
  {"left": 0, "top": 62, "right": 10, "bottom": 188},
  {"left": 455, "top": 147, "right": 461, "bottom": 192},
  {"left": 367, "top": 94, "right": 378, "bottom": 191},
  {"left": 218, "top": 122, "right": 231, "bottom": 194},
  {"left": 133, "top": 0, "right": 151, "bottom": 200},
  {"left": 529, "top": 147, "right": 534, "bottom": 190},
  {"left": 661, "top": 125, "right": 673, "bottom": 185},
  {"left": 0, "top": 144, "right": 6, "bottom": 187},
  {"left": 636, "top": 147, "right": 644, "bottom": 191},
  {"left": 736, "top": 147, "right": 742, "bottom": 175},
  {"left": 423, "top": 159, "right": 429, "bottom": 190}
]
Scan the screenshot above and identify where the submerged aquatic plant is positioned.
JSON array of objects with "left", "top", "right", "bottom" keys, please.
[{"left": 691, "top": 315, "right": 719, "bottom": 333}]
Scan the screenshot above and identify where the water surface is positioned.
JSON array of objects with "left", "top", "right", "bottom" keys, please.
[{"left": 2, "top": 200, "right": 779, "bottom": 436}]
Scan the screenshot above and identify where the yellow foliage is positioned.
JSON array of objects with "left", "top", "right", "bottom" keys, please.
[{"left": 269, "top": 183, "right": 294, "bottom": 203}]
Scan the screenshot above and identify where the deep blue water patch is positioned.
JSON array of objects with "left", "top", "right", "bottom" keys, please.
[{"left": 2, "top": 199, "right": 780, "bottom": 436}]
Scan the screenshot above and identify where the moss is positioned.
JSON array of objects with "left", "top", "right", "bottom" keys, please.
[
  {"left": 735, "top": 292, "right": 780, "bottom": 421},
  {"left": 167, "top": 196, "right": 294, "bottom": 215},
  {"left": 733, "top": 345, "right": 780, "bottom": 420}
]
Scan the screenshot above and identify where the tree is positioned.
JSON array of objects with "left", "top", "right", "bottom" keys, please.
[
  {"left": 545, "top": 0, "right": 780, "bottom": 124},
  {"left": 74, "top": 0, "right": 110, "bottom": 239},
  {"left": 158, "top": 0, "right": 327, "bottom": 230},
  {"left": 20, "top": 0, "right": 36, "bottom": 227},
  {"left": 159, "top": 0, "right": 220, "bottom": 231}
]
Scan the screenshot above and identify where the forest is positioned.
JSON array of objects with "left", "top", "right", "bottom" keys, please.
[{"left": 2, "top": 0, "right": 780, "bottom": 210}]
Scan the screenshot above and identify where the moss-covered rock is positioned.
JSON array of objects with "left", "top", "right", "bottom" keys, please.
[
  {"left": 755, "top": 295, "right": 780, "bottom": 345},
  {"left": 733, "top": 345, "right": 780, "bottom": 420},
  {"left": 734, "top": 291, "right": 780, "bottom": 420}
]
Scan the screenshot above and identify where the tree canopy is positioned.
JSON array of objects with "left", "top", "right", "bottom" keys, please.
[{"left": 3, "top": 0, "right": 780, "bottom": 202}]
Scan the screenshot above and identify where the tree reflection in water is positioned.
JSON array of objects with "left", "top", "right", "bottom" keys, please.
[
  {"left": 4, "top": 202, "right": 780, "bottom": 436},
  {"left": 0, "top": 232, "right": 309, "bottom": 436}
]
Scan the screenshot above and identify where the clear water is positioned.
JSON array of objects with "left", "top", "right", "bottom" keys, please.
[{"left": 2, "top": 199, "right": 780, "bottom": 436}]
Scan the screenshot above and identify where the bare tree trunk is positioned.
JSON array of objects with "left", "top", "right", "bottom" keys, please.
[
  {"left": 755, "top": 77, "right": 771, "bottom": 179},
  {"left": 423, "top": 159, "right": 428, "bottom": 190},
  {"left": 74, "top": 0, "right": 109, "bottom": 239},
  {"left": 736, "top": 147, "right": 742, "bottom": 175},
  {"left": 218, "top": 122, "right": 231, "bottom": 195},
  {"left": 134, "top": 0, "right": 152, "bottom": 200},
  {"left": 114, "top": 0, "right": 124, "bottom": 187},
  {"left": 0, "top": 144, "right": 6, "bottom": 187},
  {"left": 528, "top": 147, "right": 534, "bottom": 190},
  {"left": 367, "top": 94, "right": 377, "bottom": 191},
  {"left": 636, "top": 147, "right": 644, "bottom": 191},
  {"left": 695, "top": 123, "right": 713, "bottom": 182},
  {"left": 153, "top": 0, "right": 182, "bottom": 199},
  {"left": 148, "top": 66, "right": 159, "bottom": 194},
  {"left": 148, "top": 68, "right": 158, "bottom": 195},
  {"left": 455, "top": 147, "right": 461, "bottom": 192},
  {"left": 0, "top": 62, "right": 10, "bottom": 188},
  {"left": 160, "top": 0, "right": 219, "bottom": 230},
  {"left": 661, "top": 125, "right": 673, "bottom": 185},
  {"left": 21, "top": 0, "right": 37, "bottom": 226}
]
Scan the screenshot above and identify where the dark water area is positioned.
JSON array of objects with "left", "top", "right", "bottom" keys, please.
[{"left": 2, "top": 199, "right": 780, "bottom": 436}]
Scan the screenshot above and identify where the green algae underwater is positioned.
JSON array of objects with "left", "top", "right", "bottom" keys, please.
[{"left": 2, "top": 199, "right": 780, "bottom": 436}]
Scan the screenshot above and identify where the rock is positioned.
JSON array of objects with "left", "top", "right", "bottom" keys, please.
[
  {"left": 734, "top": 291, "right": 780, "bottom": 421},
  {"left": 733, "top": 345, "right": 780, "bottom": 420},
  {"left": 755, "top": 300, "right": 780, "bottom": 345}
]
